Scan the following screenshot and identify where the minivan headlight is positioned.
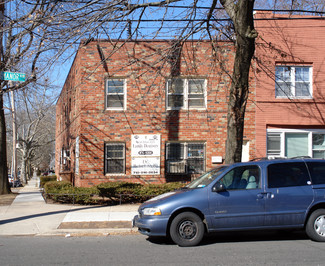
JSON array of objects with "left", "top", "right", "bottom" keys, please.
[{"left": 142, "top": 207, "right": 161, "bottom": 216}]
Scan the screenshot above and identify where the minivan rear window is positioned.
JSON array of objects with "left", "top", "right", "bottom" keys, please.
[
  {"left": 306, "top": 162, "right": 325, "bottom": 185},
  {"left": 267, "top": 162, "right": 310, "bottom": 188}
]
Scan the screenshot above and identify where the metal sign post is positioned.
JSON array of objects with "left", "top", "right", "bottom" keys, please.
[{"left": 1, "top": 71, "right": 26, "bottom": 185}]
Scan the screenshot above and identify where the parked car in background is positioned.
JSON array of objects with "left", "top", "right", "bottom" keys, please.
[
  {"left": 8, "top": 175, "right": 22, "bottom": 188},
  {"left": 8, "top": 175, "right": 13, "bottom": 187},
  {"left": 133, "top": 158, "right": 325, "bottom": 246},
  {"left": 42, "top": 170, "right": 55, "bottom": 176}
]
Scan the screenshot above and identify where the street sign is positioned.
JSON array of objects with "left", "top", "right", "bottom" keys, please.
[{"left": 1, "top": 71, "right": 26, "bottom": 82}]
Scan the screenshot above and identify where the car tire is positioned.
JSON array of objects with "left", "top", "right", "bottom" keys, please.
[
  {"left": 170, "top": 212, "right": 204, "bottom": 247},
  {"left": 306, "top": 209, "right": 325, "bottom": 242}
]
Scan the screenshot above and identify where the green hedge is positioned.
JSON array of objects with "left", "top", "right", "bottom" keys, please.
[
  {"left": 44, "top": 181, "right": 99, "bottom": 204},
  {"left": 39, "top": 175, "right": 57, "bottom": 188},
  {"left": 43, "top": 181, "right": 185, "bottom": 205},
  {"left": 97, "top": 181, "right": 184, "bottom": 203},
  {"left": 97, "top": 182, "right": 143, "bottom": 199}
]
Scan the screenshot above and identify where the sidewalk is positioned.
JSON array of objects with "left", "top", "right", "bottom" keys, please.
[{"left": 0, "top": 177, "right": 140, "bottom": 237}]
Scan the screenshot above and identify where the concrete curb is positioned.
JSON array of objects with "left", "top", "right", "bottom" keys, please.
[
  {"left": 58, "top": 221, "right": 132, "bottom": 229},
  {"left": 39, "top": 228, "right": 140, "bottom": 237}
]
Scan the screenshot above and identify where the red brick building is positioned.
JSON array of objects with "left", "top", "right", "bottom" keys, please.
[
  {"left": 55, "top": 40, "right": 256, "bottom": 186},
  {"left": 56, "top": 12, "right": 325, "bottom": 187},
  {"left": 254, "top": 12, "right": 325, "bottom": 159}
]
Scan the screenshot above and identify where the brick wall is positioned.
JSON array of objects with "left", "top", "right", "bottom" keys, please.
[
  {"left": 56, "top": 40, "right": 256, "bottom": 187},
  {"left": 255, "top": 12, "right": 325, "bottom": 157}
]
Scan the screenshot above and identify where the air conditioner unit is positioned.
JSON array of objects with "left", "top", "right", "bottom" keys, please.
[{"left": 167, "top": 161, "right": 186, "bottom": 174}]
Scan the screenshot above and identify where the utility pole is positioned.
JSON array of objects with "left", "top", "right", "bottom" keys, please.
[
  {"left": 10, "top": 87, "right": 17, "bottom": 184},
  {"left": 0, "top": 0, "right": 11, "bottom": 194}
]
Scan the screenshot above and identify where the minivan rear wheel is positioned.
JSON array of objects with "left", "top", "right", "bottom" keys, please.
[
  {"left": 170, "top": 212, "right": 204, "bottom": 247},
  {"left": 306, "top": 209, "right": 325, "bottom": 242}
]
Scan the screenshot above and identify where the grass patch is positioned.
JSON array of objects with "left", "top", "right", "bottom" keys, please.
[{"left": 0, "top": 188, "right": 21, "bottom": 205}]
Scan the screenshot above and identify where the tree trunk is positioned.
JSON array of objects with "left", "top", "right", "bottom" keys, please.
[
  {"left": 221, "top": 0, "right": 257, "bottom": 164},
  {"left": 21, "top": 150, "right": 27, "bottom": 184},
  {"left": 0, "top": 93, "right": 10, "bottom": 194}
]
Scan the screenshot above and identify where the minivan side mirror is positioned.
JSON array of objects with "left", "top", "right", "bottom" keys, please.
[{"left": 212, "top": 182, "right": 227, "bottom": 193}]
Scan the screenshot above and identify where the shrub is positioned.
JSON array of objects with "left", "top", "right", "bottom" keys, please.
[
  {"left": 97, "top": 182, "right": 143, "bottom": 199},
  {"left": 71, "top": 187, "right": 99, "bottom": 204},
  {"left": 97, "top": 181, "right": 184, "bottom": 203},
  {"left": 43, "top": 181, "right": 185, "bottom": 205},
  {"left": 134, "top": 182, "right": 184, "bottom": 202},
  {"left": 44, "top": 181, "right": 72, "bottom": 192},
  {"left": 40, "top": 175, "right": 57, "bottom": 188},
  {"left": 44, "top": 181, "right": 99, "bottom": 204}
]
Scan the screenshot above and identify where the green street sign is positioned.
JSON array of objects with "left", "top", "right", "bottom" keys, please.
[{"left": 1, "top": 71, "right": 26, "bottom": 82}]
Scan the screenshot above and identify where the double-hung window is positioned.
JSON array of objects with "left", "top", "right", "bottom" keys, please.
[
  {"left": 105, "top": 79, "right": 126, "bottom": 110},
  {"left": 104, "top": 143, "right": 125, "bottom": 174},
  {"left": 167, "top": 78, "right": 206, "bottom": 109},
  {"left": 267, "top": 129, "right": 325, "bottom": 159},
  {"left": 166, "top": 142, "right": 205, "bottom": 174},
  {"left": 275, "top": 66, "right": 312, "bottom": 98}
]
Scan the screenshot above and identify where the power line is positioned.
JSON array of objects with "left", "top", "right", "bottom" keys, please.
[
  {"left": 95, "top": 16, "right": 325, "bottom": 23},
  {"left": 164, "top": 5, "right": 325, "bottom": 15}
]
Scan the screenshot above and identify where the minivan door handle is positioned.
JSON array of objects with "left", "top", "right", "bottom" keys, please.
[
  {"left": 257, "top": 192, "right": 267, "bottom": 199},
  {"left": 257, "top": 192, "right": 274, "bottom": 199}
]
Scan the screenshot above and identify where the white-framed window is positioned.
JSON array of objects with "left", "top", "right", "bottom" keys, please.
[
  {"left": 166, "top": 142, "right": 205, "bottom": 174},
  {"left": 104, "top": 143, "right": 125, "bottom": 174},
  {"left": 275, "top": 65, "right": 312, "bottom": 98},
  {"left": 166, "top": 78, "right": 207, "bottom": 110},
  {"left": 105, "top": 79, "right": 126, "bottom": 110},
  {"left": 267, "top": 129, "right": 325, "bottom": 159}
]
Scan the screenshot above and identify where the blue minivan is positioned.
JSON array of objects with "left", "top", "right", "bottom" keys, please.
[{"left": 133, "top": 158, "right": 325, "bottom": 246}]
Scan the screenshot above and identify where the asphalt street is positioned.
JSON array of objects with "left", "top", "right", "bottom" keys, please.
[{"left": 1, "top": 233, "right": 325, "bottom": 266}]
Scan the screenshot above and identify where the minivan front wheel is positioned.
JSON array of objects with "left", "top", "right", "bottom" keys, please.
[
  {"left": 170, "top": 212, "right": 204, "bottom": 247},
  {"left": 306, "top": 209, "right": 325, "bottom": 242}
]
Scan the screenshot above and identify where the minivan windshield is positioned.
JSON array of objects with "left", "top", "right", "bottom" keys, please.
[{"left": 186, "top": 166, "right": 227, "bottom": 189}]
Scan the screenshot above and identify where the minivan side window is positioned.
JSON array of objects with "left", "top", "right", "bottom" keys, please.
[
  {"left": 267, "top": 162, "right": 310, "bottom": 188},
  {"left": 306, "top": 162, "right": 325, "bottom": 185},
  {"left": 219, "top": 165, "right": 260, "bottom": 190}
]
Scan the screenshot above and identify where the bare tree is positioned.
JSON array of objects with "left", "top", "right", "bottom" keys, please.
[
  {"left": 58, "top": 0, "right": 323, "bottom": 166},
  {"left": 54, "top": 0, "right": 257, "bottom": 164},
  {"left": 0, "top": 1, "right": 77, "bottom": 194},
  {"left": 258, "top": 0, "right": 325, "bottom": 12},
  {"left": 14, "top": 83, "right": 56, "bottom": 183},
  {"left": 219, "top": 0, "right": 257, "bottom": 163}
]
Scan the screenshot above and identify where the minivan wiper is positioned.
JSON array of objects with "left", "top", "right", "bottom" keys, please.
[{"left": 180, "top": 187, "right": 189, "bottom": 190}]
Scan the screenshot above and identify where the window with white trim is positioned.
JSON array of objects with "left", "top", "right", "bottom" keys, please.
[
  {"left": 105, "top": 79, "right": 126, "bottom": 110},
  {"left": 312, "top": 134, "right": 325, "bottom": 158},
  {"left": 104, "top": 143, "right": 125, "bottom": 174},
  {"left": 167, "top": 78, "right": 206, "bottom": 109},
  {"left": 267, "top": 129, "right": 325, "bottom": 159},
  {"left": 60, "top": 148, "right": 70, "bottom": 171},
  {"left": 275, "top": 66, "right": 312, "bottom": 98},
  {"left": 166, "top": 142, "right": 205, "bottom": 174}
]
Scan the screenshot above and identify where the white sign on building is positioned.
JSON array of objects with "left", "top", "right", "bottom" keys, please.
[
  {"left": 131, "top": 157, "right": 160, "bottom": 175},
  {"left": 131, "top": 134, "right": 161, "bottom": 175},
  {"left": 131, "top": 134, "right": 160, "bottom": 156}
]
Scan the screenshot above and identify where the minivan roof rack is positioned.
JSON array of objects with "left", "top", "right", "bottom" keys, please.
[
  {"left": 249, "top": 157, "right": 268, "bottom": 161},
  {"left": 249, "top": 156, "right": 314, "bottom": 162},
  {"left": 249, "top": 157, "right": 286, "bottom": 162},
  {"left": 289, "top": 156, "right": 311, "bottom": 159}
]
